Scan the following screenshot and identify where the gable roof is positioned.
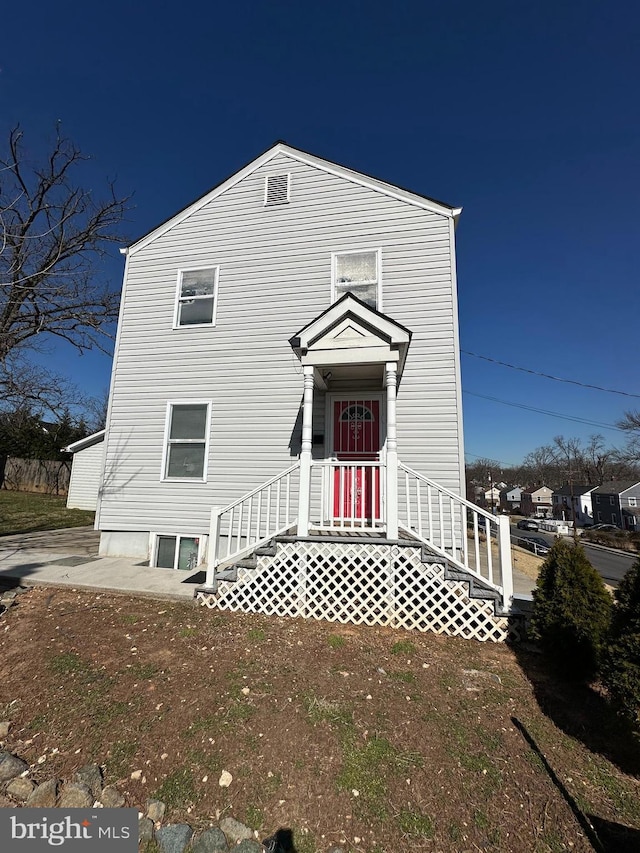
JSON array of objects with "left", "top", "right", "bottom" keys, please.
[
  {"left": 289, "top": 292, "right": 412, "bottom": 376},
  {"left": 124, "top": 141, "right": 461, "bottom": 257},
  {"left": 591, "top": 480, "right": 640, "bottom": 495},
  {"left": 552, "top": 484, "right": 594, "bottom": 497},
  {"left": 522, "top": 485, "right": 552, "bottom": 495}
]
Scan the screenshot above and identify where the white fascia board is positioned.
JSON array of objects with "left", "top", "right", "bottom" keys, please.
[
  {"left": 64, "top": 429, "right": 106, "bottom": 453},
  {"left": 286, "top": 148, "right": 459, "bottom": 218},
  {"left": 126, "top": 146, "right": 289, "bottom": 256},
  {"left": 127, "top": 143, "right": 459, "bottom": 257},
  {"left": 298, "top": 297, "right": 410, "bottom": 350}
]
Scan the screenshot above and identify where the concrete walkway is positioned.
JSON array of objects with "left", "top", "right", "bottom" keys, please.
[
  {"left": 0, "top": 525, "right": 537, "bottom": 602},
  {"left": 0, "top": 527, "right": 200, "bottom": 601}
]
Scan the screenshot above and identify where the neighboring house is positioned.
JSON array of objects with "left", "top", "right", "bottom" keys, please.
[
  {"left": 520, "top": 486, "right": 553, "bottom": 518},
  {"left": 483, "top": 486, "right": 501, "bottom": 510},
  {"left": 590, "top": 481, "right": 640, "bottom": 529},
  {"left": 551, "top": 484, "right": 595, "bottom": 526},
  {"left": 96, "top": 142, "right": 514, "bottom": 641},
  {"left": 502, "top": 486, "right": 523, "bottom": 511},
  {"left": 64, "top": 431, "right": 105, "bottom": 511}
]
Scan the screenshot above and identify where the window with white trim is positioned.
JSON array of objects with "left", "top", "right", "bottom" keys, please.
[
  {"left": 611, "top": 513, "right": 617, "bottom": 524},
  {"left": 175, "top": 267, "right": 218, "bottom": 327},
  {"left": 628, "top": 497, "right": 637, "bottom": 507},
  {"left": 163, "top": 403, "right": 210, "bottom": 480},
  {"left": 609, "top": 496, "right": 615, "bottom": 505},
  {"left": 597, "top": 511, "right": 602, "bottom": 522},
  {"left": 155, "top": 535, "right": 201, "bottom": 570},
  {"left": 333, "top": 250, "right": 380, "bottom": 308}
]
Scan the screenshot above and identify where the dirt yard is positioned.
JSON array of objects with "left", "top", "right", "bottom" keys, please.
[{"left": 1, "top": 586, "right": 639, "bottom": 852}]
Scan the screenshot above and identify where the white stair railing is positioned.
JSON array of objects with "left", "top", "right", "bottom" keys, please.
[
  {"left": 205, "top": 463, "right": 300, "bottom": 587},
  {"left": 311, "top": 460, "right": 385, "bottom": 531},
  {"left": 398, "top": 463, "right": 513, "bottom": 610}
]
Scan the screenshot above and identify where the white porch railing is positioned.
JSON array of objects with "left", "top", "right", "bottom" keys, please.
[
  {"left": 398, "top": 463, "right": 513, "bottom": 610},
  {"left": 310, "top": 460, "right": 385, "bottom": 531},
  {"left": 205, "top": 463, "right": 300, "bottom": 586},
  {"left": 204, "top": 458, "right": 513, "bottom": 611}
]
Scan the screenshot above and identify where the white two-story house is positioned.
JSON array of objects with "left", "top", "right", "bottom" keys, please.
[{"left": 96, "top": 142, "right": 513, "bottom": 641}]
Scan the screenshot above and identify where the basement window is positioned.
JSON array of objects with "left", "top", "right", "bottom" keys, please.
[
  {"left": 264, "top": 174, "right": 290, "bottom": 206},
  {"left": 155, "top": 535, "right": 201, "bottom": 570}
]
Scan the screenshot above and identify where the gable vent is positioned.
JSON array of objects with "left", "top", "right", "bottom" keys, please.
[{"left": 264, "top": 174, "right": 290, "bottom": 206}]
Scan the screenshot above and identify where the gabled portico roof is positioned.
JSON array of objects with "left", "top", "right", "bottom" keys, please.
[{"left": 289, "top": 293, "right": 412, "bottom": 376}]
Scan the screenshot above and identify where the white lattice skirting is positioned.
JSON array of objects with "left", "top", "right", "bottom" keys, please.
[{"left": 196, "top": 540, "right": 509, "bottom": 643}]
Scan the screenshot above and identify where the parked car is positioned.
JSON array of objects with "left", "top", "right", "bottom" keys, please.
[
  {"left": 517, "top": 519, "right": 539, "bottom": 531},
  {"left": 518, "top": 536, "right": 551, "bottom": 556}
]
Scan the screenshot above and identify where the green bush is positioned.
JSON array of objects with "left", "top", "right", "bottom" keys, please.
[
  {"left": 530, "top": 540, "right": 612, "bottom": 680},
  {"left": 601, "top": 558, "right": 640, "bottom": 724}
]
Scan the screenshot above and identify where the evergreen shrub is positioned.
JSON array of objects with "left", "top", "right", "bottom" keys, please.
[
  {"left": 601, "top": 558, "right": 640, "bottom": 724},
  {"left": 530, "top": 539, "right": 612, "bottom": 680}
]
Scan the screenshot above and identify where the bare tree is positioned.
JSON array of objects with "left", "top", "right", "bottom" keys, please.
[
  {"left": 617, "top": 411, "right": 640, "bottom": 464},
  {"left": 0, "top": 125, "right": 130, "bottom": 401}
]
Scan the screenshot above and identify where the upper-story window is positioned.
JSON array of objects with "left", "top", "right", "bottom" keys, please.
[
  {"left": 175, "top": 267, "right": 218, "bottom": 327},
  {"left": 332, "top": 250, "right": 380, "bottom": 309},
  {"left": 629, "top": 497, "right": 638, "bottom": 507}
]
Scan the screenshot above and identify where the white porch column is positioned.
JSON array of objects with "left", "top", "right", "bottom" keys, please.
[
  {"left": 385, "top": 362, "right": 398, "bottom": 539},
  {"left": 297, "top": 365, "right": 315, "bottom": 536}
]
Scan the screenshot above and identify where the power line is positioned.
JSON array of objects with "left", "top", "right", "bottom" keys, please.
[
  {"left": 463, "top": 390, "right": 624, "bottom": 432},
  {"left": 465, "top": 450, "right": 520, "bottom": 468},
  {"left": 461, "top": 350, "right": 640, "bottom": 399}
]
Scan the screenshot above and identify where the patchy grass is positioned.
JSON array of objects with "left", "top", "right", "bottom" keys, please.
[
  {"left": 153, "top": 767, "right": 197, "bottom": 810},
  {"left": 2, "top": 588, "right": 640, "bottom": 851},
  {"left": 0, "top": 490, "right": 94, "bottom": 536}
]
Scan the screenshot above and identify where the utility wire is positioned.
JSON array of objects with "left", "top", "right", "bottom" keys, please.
[
  {"left": 461, "top": 350, "right": 640, "bottom": 399},
  {"left": 463, "top": 390, "right": 624, "bottom": 432}
]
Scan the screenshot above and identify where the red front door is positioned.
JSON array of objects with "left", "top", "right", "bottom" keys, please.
[{"left": 332, "top": 399, "right": 381, "bottom": 522}]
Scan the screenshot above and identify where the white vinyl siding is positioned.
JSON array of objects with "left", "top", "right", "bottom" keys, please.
[
  {"left": 100, "top": 152, "right": 463, "bottom": 538},
  {"left": 66, "top": 440, "right": 104, "bottom": 511}
]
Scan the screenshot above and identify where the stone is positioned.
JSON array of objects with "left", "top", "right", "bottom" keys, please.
[
  {"left": 100, "top": 785, "right": 125, "bottom": 808},
  {"left": 234, "top": 842, "right": 264, "bottom": 853},
  {"left": 155, "top": 823, "right": 193, "bottom": 853},
  {"left": 191, "top": 827, "right": 229, "bottom": 853},
  {"left": 6, "top": 777, "right": 35, "bottom": 800},
  {"left": 218, "top": 769, "right": 232, "bottom": 787},
  {"left": 146, "top": 797, "right": 166, "bottom": 823},
  {"left": 328, "top": 848, "right": 346, "bottom": 853},
  {"left": 26, "top": 778, "right": 58, "bottom": 807},
  {"left": 58, "top": 781, "right": 93, "bottom": 808},
  {"left": 0, "top": 750, "right": 28, "bottom": 782},
  {"left": 220, "top": 817, "right": 253, "bottom": 843},
  {"left": 74, "top": 763, "right": 103, "bottom": 798},
  {"left": 0, "top": 721, "right": 10, "bottom": 739},
  {"left": 138, "top": 816, "right": 155, "bottom": 842}
]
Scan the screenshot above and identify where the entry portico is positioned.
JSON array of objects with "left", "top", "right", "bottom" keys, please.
[{"left": 289, "top": 293, "right": 412, "bottom": 539}]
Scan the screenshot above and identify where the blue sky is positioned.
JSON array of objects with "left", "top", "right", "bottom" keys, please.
[{"left": 1, "top": 1, "right": 638, "bottom": 466}]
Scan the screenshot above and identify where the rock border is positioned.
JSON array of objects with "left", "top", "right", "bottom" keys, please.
[{"left": 0, "top": 747, "right": 345, "bottom": 853}]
